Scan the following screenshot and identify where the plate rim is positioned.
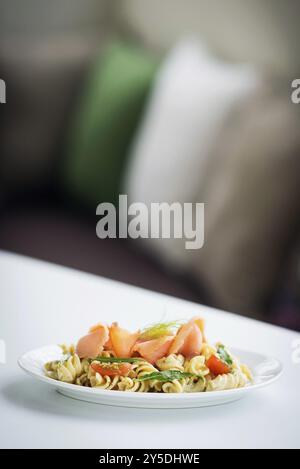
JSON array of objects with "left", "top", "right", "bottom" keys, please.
[{"left": 18, "top": 344, "right": 284, "bottom": 401}]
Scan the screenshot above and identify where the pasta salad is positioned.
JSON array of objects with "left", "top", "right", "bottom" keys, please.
[{"left": 44, "top": 317, "right": 252, "bottom": 393}]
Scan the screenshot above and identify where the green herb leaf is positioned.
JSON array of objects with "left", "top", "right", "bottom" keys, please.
[
  {"left": 137, "top": 370, "right": 195, "bottom": 382},
  {"left": 139, "top": 320, "right": 183, "bottom": 341},
  {"left": 217, "top": 345, "right": 233, "bottom": 366},
  {"left": 92, "top": 357, "right": 144, "bottom": 364}
]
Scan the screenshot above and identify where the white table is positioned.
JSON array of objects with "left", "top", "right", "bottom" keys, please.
[{"left": 0, "top": 250, "right": 299, "bottom": 449}]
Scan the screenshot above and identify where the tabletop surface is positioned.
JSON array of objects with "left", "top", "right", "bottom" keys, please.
[{"left": 0, "top": 250, "right": 299, "bottom": 449}]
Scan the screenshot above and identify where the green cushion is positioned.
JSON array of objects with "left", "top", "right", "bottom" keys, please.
[{"left": 63, "top": 42, "right": 157, "bottom": 206}]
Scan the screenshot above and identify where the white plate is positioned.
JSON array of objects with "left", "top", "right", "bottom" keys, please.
[{"left": 18, "top": 345, "right": 283, "bottom": 409}]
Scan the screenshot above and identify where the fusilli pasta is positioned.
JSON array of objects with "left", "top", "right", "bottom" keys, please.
[
  {"left": 206, "top": 371, "right": 248, "bottom": 391},
  {"left": 44, "top": 317, "right": 253, "bottom": 393}
]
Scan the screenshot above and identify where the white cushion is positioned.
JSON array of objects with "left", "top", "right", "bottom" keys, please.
[{"left": 123, "top": 40, "right": 259, "bottom": 269}]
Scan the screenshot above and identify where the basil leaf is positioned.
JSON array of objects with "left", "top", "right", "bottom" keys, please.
[
  {"left": 137, "top": 370, "right": 195, "bottom": 382},
  {"left": 92, "top": 357, "right": 143, "bottom": 364},
  {"left": 217, "top": 345, "right": 233, "bottom": 366}
]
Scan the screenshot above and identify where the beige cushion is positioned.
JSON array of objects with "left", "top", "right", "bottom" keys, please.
[
  {"left": 118, "top": 0, "right": 300, "bottom": 75},
  {"left": 191, "top": 85, "right": 300, "bottom": 317}
]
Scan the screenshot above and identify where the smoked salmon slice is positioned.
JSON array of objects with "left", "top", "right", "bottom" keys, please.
[
  {"left": 133, "top": 336, "right": 174, "bottom": 364},
  {"left": 109, "top": 322, "right": 140, "bottom": 358},
  {"left": 103, "top": 336, "right": 114, "bottom": 351},
  {"left": 194, "top": 317, "right": 206, "bottom": 342},
  {"left": 168, "top": 317, "right": 203, "bottom": 357},
  {"left": 76, "top": 323, "right": 109, "bottom": 359}
]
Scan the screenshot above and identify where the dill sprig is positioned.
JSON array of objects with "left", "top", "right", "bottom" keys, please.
[{"left": 139, "top": 320, "right": 183, "bottom": 341}]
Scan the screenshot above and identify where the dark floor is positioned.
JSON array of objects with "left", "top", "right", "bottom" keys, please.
[
  {"left": 0, "top": 204, "right": 204, "bottom": 304},
  {"left": 1, "top": 195, "right": 299, "bottom": 331}
]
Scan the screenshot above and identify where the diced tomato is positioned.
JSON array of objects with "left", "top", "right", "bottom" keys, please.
[
  {"left": 91, "top": 362, "right": 132, "bottom": 377},
  {"left": 206, "top": 355, "right": 231, "bottom": 376}
]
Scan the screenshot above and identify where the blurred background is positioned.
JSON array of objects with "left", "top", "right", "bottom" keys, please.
[{"left": 1, "top": 0, "right": 300, "bottom": 330}]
